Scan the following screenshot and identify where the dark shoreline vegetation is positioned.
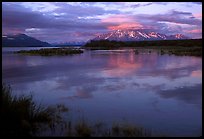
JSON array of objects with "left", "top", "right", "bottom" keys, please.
[
  {"left": 1, "top": 83, "right": 68, "bottom": 136},
  {"left": 83, "top": 39, "right": 202, "bottom": 57},
  {"left": 1, "top": 83, "right": 165, "bottom": 137},
  {"left": 14, "top": 48, "right": 83, "bottom": 56}
]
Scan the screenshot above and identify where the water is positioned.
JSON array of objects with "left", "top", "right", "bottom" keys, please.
[{"left": 2, "top": 47, "right": 202, "bottom": 137}]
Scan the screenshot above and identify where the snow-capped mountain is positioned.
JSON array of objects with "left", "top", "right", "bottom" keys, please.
[
  {"left": 2, "top": 34, "right": 51, "bottom": 47},
  {"left": 168, "top": 34, "right": 189, "bottom": 40},
  {"left": 93, "top": 29, "right": 189, "bottom": 41}
]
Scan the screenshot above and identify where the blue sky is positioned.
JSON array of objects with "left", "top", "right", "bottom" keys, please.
[{"left": 2, "top": 2, "right": 202, "bottom": 43}]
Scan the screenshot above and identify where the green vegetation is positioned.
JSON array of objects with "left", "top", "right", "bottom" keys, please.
[
  {"left": 84, "top": 39, "right": 202, "bottom": 57},
  {"left": 14, "top": 48, "right": 83, "bottom": 56}
]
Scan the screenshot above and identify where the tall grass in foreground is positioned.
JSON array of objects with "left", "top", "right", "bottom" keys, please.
[
  {"left": 1, "top": 83, "right": 158, "bottom": 137},
  {"left": 1, "top": 83, "right": 68, "bottom": 136},
  {"left": 66, "top": 120, "right": 153, "bottom": 137}
]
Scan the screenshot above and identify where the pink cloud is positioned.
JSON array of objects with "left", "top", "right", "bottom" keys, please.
[
  {"left": 108, "top": 23, "right": 143, "bottom": 30},
  {"left": 2, "top": 28, "right": 25, "bottom": 35},
  {"left": 101, "top": 14, "right": 144, "bottom": 30},
  {"left": 186, "top": 29, "right": 202, "bottom": 33},
  {"left": 102, "top": 14, "right": 135, "bottom": 23},
  {"left": 191, "top": 70, "right": 202, "bottom": 78},
  {"left": 193, "top": 13, "right": 202, "bottom": 18}
]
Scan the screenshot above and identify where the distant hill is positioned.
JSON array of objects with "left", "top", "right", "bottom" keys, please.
[
  {"left": 2, "top": 34, "right": 51, "bottom": 47},
  {"left": 52, "top": 41, "right": 86, "bottom": 47},
  {"left": 93, "top": 29, "right": 189, "bottom": 41}
]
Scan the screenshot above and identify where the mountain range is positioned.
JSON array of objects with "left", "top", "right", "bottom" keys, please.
[
  {"left": 93, "top": 29, "right": 189, "bottom": 41},
  {"left": 2, "top": 30, "right": 190, "bottom": 47},
  {"left": 2, "top": 34, "right": 51, "bottom": 47}
]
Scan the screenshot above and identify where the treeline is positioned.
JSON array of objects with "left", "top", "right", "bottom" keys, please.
[
  {"left": 15, "top": 48, "right": 83, "bottom": 56},
  {"left": 84, "top": 39, "right": 202, "bottom": 48},
  {"left": 83, "top": 40, "right": 122, "bottom": 50}
]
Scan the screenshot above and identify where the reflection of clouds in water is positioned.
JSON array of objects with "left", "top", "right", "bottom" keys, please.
[
  {"left": 91, "top": 51, "right": 202, "bottom": 82},
  {"left": 162, "top": 56, "right": 201, "bottom": 70},
  {"left": 104, "top": 84, "right": 126, "bottom": 92},
  {"left": 61, "top": 86, "right": 97, "bottom": 100},
  {"left": 145, "top": 83, "right": 202, "bottom": 108},
  {"left": 3, "top": 67, "right": 43, "bottom": 83},
  {"left": 150, "top": 99, "right": 164, "bottom": 113},
  {"left": 127, "top": 70, "right": 201, "bottom": 91},
  {"left": 25, "top": 57, "right": 45, "bottom": 66},
  {"left": 102, "top": 51, "right": 142, "bottom": 77},
  {"left": 142, "top": 83, "right": 166, "bottom": 91},
  {"left": 3, "top": 50, "right": 202, "bottom": 107},
  {"left": 132, "top": 82, "right": 140, "bottom": 87},
  {"left": 55, "top": 74, "right": 105, "bottom": 91},
  {"left": 136, "top": 54, "right": 201, "bottom": 80},
  {"left": 157, "top": 84, "right": 202, "bottom": 106},
  {"left": 3, "top": 65, "right": 61, "bottom": 84},
  {"left": 101, "top": 68, "right": 135, "bottom": 78},
  {"left": 137, "top": 66, "right": 201, "bottom": 80},
  {"left": 3, "top": 51, "right": 108, "bottom": 85},
  {"left": 131, "top": 80, "right": 202, "bottom": 108},
  {"left": 2, "top": 54, "right": 28, "bottom": 68},
  {"left": 191, "top": 70, "right": 202, "bottom": 78}
]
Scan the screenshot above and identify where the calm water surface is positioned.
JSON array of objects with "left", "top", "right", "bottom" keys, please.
[{"left": 2, "top": 47, "right": 202, "bottom": 137}]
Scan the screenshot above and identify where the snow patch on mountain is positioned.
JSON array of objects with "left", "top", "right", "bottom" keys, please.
[{"left": 93, "top": 29, "right": 189, "bottom": 41}]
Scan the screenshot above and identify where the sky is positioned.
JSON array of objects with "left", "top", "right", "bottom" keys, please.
[{"left": 2, "top": 2, "right": 202, "bottom": 43}]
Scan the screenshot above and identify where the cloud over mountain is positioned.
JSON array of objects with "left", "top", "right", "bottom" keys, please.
[{"left": 2, "top": 2, "right": 202, "bottom": 43}]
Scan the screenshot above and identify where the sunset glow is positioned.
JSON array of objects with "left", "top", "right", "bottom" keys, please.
[
  {"left": 108, "top": 23, "right": 144, "bottom": 30},
  {"left": 191, "top": 70, "right": 202, "bottom": 78},
  {"left": 2, "top": 2, "right": 202, "bottom": 43},
  {"left": 102, "top": 52, "right": 142, "bottom": 77}
]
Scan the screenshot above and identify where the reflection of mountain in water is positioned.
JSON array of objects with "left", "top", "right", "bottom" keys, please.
[
  {"left": 3, "top": 49, "right": 202, "bottom": 107},
  {"left": 102, "top": 50, "right": 142, "bottom": 77}
]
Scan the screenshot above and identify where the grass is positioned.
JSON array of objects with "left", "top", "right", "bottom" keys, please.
[
  {"left": 1, "top": 83, "right": 68, "bottom": 136},
  {"left": 111, "top": 123, "right": 151, "bottom": 137},
  {"left": 14, "top": 48, "right": 83, "bottom": 56},
  {"left": 75, "top": 120, "right": 92, "bottom": 137},
  {"left": 64, "top": 120, "right": 154, "bottom": 137}
]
